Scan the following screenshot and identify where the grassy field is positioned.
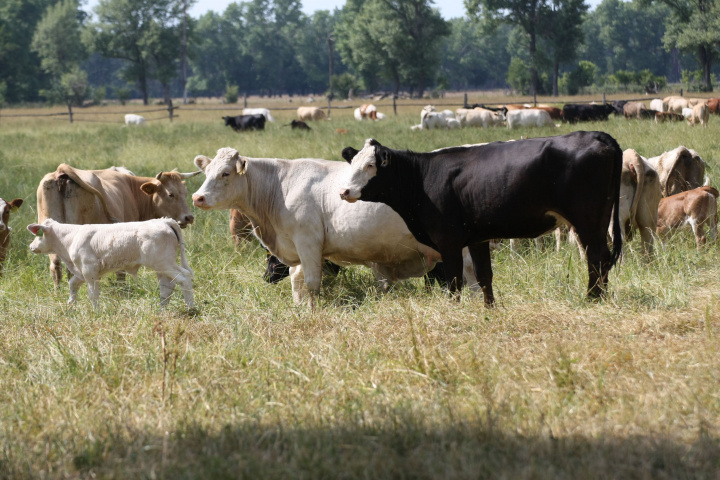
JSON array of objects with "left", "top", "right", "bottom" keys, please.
[{"left": 1, "top": 95, "right": 720, "bottom": 478}]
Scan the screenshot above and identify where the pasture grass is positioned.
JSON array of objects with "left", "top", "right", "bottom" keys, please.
[{"left": 1, "top": 97, "right": 720, "bottom": 478}]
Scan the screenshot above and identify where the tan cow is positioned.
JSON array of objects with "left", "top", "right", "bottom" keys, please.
[
  {"left": 617, "top": 150, "right": 662, "bottom": 253},
  {"left": 532, "top": 106, "right": 563, "bottom": 120},
  {"left": 623, "top": 102, "right": 647, "bottom": 119},
  {"left": 297, "top": 106, "right": 326, "bottom": 121},
  {"left": 664, "top": 96, "right": 689, "bottom": 114},
  {"left": 0, "top": 197, "right": 23, "bottom": 277},
  {"left": 687, "top": 102, "right": 710, "bottom": 127},
  {"left": 646, "top": 146, "right": 705, "bottom": 197},
  {"left": 658, "top": 186, "right": 719, "bottom": 250},
  {"left": 229, "top": 208, "right": 253, "bottom": 244},
  {"left": 37, "top": 164, "right": 200, "bottom": 286}
]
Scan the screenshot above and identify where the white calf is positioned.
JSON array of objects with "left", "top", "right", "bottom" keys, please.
[
  {"left": 28, "top": 218, "right": 194, "bottom": 308},
  {"left": 243, "top": 108, "right": 275, "bottom": 122},
  {"left": 124, "top": 114, "right": 146, "bottom": 126}
]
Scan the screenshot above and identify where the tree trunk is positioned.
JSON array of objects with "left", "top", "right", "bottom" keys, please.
[
  {"left": 699, "top": 44, "right": 713, "bottom": 92},
  {"left": 529, "top": 31, "right": 538, "bottom": 96},
  {"left": 553, "top": 62, "right": 559, "bottom": 97},
  {"left": 181, "top": 0, "right": 188, "bottom": 104},
  {"left": 139, "top": 66, "right": 149, "bottom": 106},
  {"left": 416, "top": 77, "right": 426, "bottom": 99}
]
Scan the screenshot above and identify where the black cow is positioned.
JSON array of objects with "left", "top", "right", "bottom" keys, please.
[
  {"left": 562, "top": 103, "right": 616, "bottom": 123},
  {"left": 222, "top": 114, "right": 266, "bottom": 132},
  {"left": 286, "top": 120, "right": 311, "bottom": 131},
  {"left": 465, "top": 103, "right": 509, "bottom": 116},
  {"left": 612, "top": 100, "right": 628, "bottom": 115},
  {"left": 339, "top": 132, "right": 623, "bottom": 306},
  {"left": 264, "top": 253, "right": 341, "bottom": 284}
]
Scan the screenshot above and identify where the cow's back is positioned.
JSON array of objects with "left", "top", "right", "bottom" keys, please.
[{"left": 37, "top": 172, "right": 110, "bottom": 225}]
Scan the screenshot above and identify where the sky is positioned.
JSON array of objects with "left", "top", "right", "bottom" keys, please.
[{"left": 85, "top": 0, "right": 603, "bottom": 20}]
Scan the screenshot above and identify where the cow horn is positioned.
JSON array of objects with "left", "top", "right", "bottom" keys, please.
[
  {"left": 155, "top": 171, "right": 164, "bottom": 180},
  {"left": 177, "top": 171, "right": 202, "bottom": 179}
]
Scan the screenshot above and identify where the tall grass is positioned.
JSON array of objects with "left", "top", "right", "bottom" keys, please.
[{"left": 1, "top": 101, "right": 719, "bottom": 478}]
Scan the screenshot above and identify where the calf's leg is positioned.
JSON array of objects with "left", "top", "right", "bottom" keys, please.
[
  {"left": 68, "top": 275, "right": 84, "bottom": 304},
  {"left": 157, "top": 273, "right": 176, "bottom": 307},
  {"left": 467, "top": 242, "right": 494, "bottom": 306}
]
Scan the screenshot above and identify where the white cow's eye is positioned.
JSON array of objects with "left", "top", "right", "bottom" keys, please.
[
  {"left": 368, "top": 163, "right": 375, "bottom": 169},
  {"left": 222, "top": 172, "right": 230, "bottom": 178}
]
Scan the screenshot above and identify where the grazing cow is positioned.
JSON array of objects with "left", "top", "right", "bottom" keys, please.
[
  {"left": 504, "top": 104, "right": 529, "bottom": 111},
  {"left": 617, "top": 149, "right": 662, "bottom": 253},
  {"left": 242, "top": 108, "right": 274, "bottom": 122},
  {"left": 297, "top": 106, "right": 326, "bottom": 121},
  {"left": 562, "top": 103, "right": 615, "bottom": 123},
  {"left": 230, "top": 209, "right": 254, "bottom": 244},
  {"left": 687, "top": 102, "right": 710, "bottom": 127},
  {"left": 420, "top": 106, "right": 448, "bottom": 129},
  {"left": 623, "top": 102, "right": 647, "bottom": 119},
  {"left": 124, "top": 114, "right": 146, "bottom": 126},
  {"left": 446, "top": 118, "right": 461, "bottom": 129},
  {"left": 354, "top": 104, "right": 378, "bottom": 121},
  {"left": 192, "top": 148, "right": 447, "bottom": 306},
  {"left": 0, "top": 197, "right": 23, "bottom": 277},
  {"left": 464, "top": 104, "right": 509, "bottom": 116},
  {"left": 655, "top": 111, "right": 684, "bottom": 123},
  {"left": 647, "top": 146, "right": 705, "bottom": 197},
  {"left": 613, "top": 100, "right": 628, "bottom": 115},
  {"left": 650, "top": 99, "right": 667, "bottom": 112},
  {"left": 462, "top": 108, "right": 504, "bottom": 128},
  {"left": 287, "top": 119, "right": 311, "bottom": 130},
  {"left": 706, "top": 98, "right": 720, "bottom": 114},
  {"left": 222, "top": 114, "right": 266, "bottom": 132},
  {"left": 28, "top": 218, "right": 194, "bottom": 308},
  {"left": 664, "top": 96, "right": 689, "bottom": 114},
  {"left": 657, "top": 186, "right": 719, "bottom": 250},
  {"left": 506, "top": 109, "right": 555, "bottom": 129},
  {"left": 532, "top": 106, "right": 563, "bottom": 120},
  {"left": 37, "top": 164, "right": 200, "bottom": 286},
  {"left": 339, "top": 133, "right": 623, "bottom": 305}
]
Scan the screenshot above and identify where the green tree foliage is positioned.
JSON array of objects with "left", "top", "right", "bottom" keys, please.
[
  {"left": 659, "top": 0, "right": 720, "bottom": 91},
  {"left": 330, "top": 73, "right": 359, "bottom": 99},
  {"left": 84, "top": 0, "right": 185, "bottom": 105},
  {"left": 542, "top": 0, "right": 588, "bottom": 96},
  {"left": 559, "top": 59, "right": 595, "bottom": 94},
  {"left": 31, "top": 0, "right": 86, "bottom": 77},
  {"left": 337, "top": 0, "right": 450, "bottom": 97},
  {"left": 507, "top": 57, "right": 531, "bottom": 93}
]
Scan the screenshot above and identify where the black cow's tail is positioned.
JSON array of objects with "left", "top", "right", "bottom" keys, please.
[{"left": 607, "top": 135, "right": 623, "bottom": 270}]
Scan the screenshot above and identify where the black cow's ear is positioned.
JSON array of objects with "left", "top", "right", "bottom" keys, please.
[
  {"left": 342, "top": 147, "right": 359, "bottom": 163},
  {"left": 380, "top": 150, "right": 391, "bottom": 167}
]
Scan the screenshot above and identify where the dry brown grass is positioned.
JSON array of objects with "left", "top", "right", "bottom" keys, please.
[{"left": 1, "top": 95, "right": 719, "bottom": 478}]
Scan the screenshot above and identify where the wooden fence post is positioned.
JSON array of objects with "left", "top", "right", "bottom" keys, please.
[
  {"left": 393, "top": 94, "right": 397, "bottom": 116},
  {"left": 602, "top": 92, "right": 606, "bottom": 105},
  {"left": 168, "top": 100, "right": 174, "bottom": 122},
  {"left": 464, "top": 92, "right": 468, "bottom": 107},
  {"left": 67, "top": 103, "right": 73, "bottom": 123},
  {"left": 533, "top": 92, "right": 537, "bottom": 106},
  {"left": 327, "top": 95, "right": 332, "bottom": 118},
  {"left": 243, "top": 93, "right": 247, "bottom": 108}
]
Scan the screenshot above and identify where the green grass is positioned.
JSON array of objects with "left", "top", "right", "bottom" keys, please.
[{"left": 1, "top": 99, "right": 720, "bottom": 478}]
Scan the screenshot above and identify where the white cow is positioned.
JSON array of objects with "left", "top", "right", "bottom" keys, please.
[
  {"left": 682, "top": 107, "right": 694, "bottom": 120},
  {"left": 649, "top": 99, "right": 667, "bottom": 112},
  {"left": 124, "top": 114, "right": 146, "bottom": 126},
  {"left": 242, "top": 108, "right": 275, "bottom": 122},
  {"left": 506, "top": 109, "right": 555, "bottom": 129},
  {"left": 446, "top": 118, "right": 461, "bottom": 129},
  {"left": 420, "top": 106, "right": 448, "bottom": 129},
  {"left": 464, "top": 108, "right": 504, "bottom": 128},
  {"left": 191, "top": 148, "right": 449, "bottom": 305},
  {"left": 27, "top": 218, "right": 194, "bottom": 309}
]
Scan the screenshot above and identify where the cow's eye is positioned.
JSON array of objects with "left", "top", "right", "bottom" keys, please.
[
  {"left": 168, "top": 192, "right": 175, "bottom": 198},
  {"left": 222, "top": 171, "right": 230, "bottom": 178},
  {"left": 368, "top": 163, "right": 375, "bottom": 169}
]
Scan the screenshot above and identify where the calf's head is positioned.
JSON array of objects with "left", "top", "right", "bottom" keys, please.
[
  {"left": 192, "top": 147, "right": 247, "bottom": 210},
  {"left": 27, "top": 219, "right": 55, "bottom": 254},
  {"left": 0, "top": 198, "right": 23, "bottom": 233},
  {"left": 339, "top": 138, "right": 393, "bottom": 203},
  {"left": 140, "top": 171, "right": 200, "bottom": 228}
]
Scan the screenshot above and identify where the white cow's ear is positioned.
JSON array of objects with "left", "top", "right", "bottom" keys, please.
[
  {"left": 194, "top": 155, "right": 212, "bottom": 172},
  {"left": 27, "top": 224, "right": 44, "bottom": 235},
  {"left": 140, "top": 181, "right": 161, "bottom": 195},
  {"left": 236, "top": 158, "right": 247, "bottom": 175}
]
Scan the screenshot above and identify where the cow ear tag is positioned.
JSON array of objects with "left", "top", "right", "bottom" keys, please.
[{"left": 236, "top": 158, "right": 247, "bottom": 175}]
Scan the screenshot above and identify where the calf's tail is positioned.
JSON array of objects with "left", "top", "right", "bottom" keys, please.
[{"left": 167, "top": 219, "right": 193, "bottom": 276}]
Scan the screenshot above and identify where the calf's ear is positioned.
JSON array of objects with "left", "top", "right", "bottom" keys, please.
[
  {"left": 9, "top": 199, "right": 23, "bottom": 211},
  {"left": 341, "top": 147, "right": 358, "bottom": 163},
  {"left": 194, "top": 155, "right": 212, "bottom": 172},
  {"left": 140, "top": 181, "right": 161, "bottom": 195},
  {"left": 27, "top": 224, "right": 44, "bottom": 236}
]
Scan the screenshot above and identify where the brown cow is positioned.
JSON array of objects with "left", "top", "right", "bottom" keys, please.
[
  {"left": 229, "top": 209, "right": 254, "bottom": 244},
  {"left": 37, "top": 164, "right": 200, "bottom": 286},
  {"left": 617, "top": 150, "right": 662, "bottom": 253},
  {"left": 623, "top": 102, "right": 647, "bottom": 119},
  {"left": 654, "top": 111, "right": 684, "bottom": 123},
  {"left": 706, "top": 98, "right": 720, "bottom": 115},
  {"left": 646, "top": 146, "right": 705, "bottom": 197},
  {"left": 0, "top": 197, "right": 23, "bottom": 277},
  {"left": 658, "top": 186, "right": 719, "bottom": 250},
  {"left": 531, "top": 106, "right": 563, "bottom": 120}
]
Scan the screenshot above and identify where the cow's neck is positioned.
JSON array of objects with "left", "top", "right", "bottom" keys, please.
[
  {"left": 231, "top": 158, "right": 283, "bottom": 251},
  {"left": 126, "top": 176, "right": 156, "bottom": 220},
  {"left": 45, "top": 225, "right": 80, "bottom": 275}
]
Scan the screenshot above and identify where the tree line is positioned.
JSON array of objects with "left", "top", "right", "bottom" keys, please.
[{"left": 1, "top": 0, "right": 719, "bottom": 108}]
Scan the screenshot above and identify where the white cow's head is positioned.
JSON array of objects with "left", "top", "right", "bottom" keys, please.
[
  {"left": 0, "top": 198, "right": 22, "bottom": 233},
  {"left": 27, "top": 219, "right": 55, "bottom": 254},
  {"left": 192, "top": 147, "right": 248, "bottom": 210}
]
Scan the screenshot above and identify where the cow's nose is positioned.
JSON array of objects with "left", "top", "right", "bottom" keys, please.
[
  {"left": 185, "top": 214, "right": 194, "bottom": 224},
  {"left": 192, "top": 194, "right": 205, "bottom": 207},
  {"left": 340, "top": 188, "right": 350, "bottom": 199}
]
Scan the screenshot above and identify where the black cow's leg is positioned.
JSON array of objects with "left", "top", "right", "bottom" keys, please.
[
  {"left": 468, "top": 242, "right": 494, "bottom": 306},
  {"left": 440, "top": 248, "right": 465, "bottom": 295},
  {"left": 577, "top": 231, "right": 612, "bottom": 299}
]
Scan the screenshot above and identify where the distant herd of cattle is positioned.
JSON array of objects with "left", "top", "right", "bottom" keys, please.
[{"left": 2, "top": 99, "right": 718, "bottom": 309}]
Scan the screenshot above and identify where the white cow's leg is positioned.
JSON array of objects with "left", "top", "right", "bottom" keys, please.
[
  {"left": 85, "top": 277, "right": 101, "bottom": 309},
  {"left": 296, "top": 246, "right": 323, "bottom": 307},
  {"left": 289, "top": 265, "right": 307, "bottom": 304},
  {"left": 68, "top": 275, "right": 84, "bottom": 304},
  {"left": 157, "top": 273, "right": 176, "bottom": 307}
]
